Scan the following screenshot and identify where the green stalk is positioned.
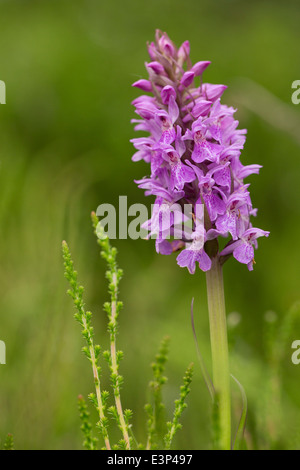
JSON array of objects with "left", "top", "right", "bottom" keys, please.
[{"left": 206, "top": 255, "right": 231, "bottom": 450}]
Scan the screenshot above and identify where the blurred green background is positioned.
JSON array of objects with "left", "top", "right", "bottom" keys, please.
[{"left": 0, "top": 0, "right": 300, "bottom": 450}]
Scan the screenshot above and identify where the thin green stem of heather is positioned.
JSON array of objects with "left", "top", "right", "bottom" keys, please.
[
  {"left": 91, "top": 212, "right": 131, "bottom": 450},
  {"left": 206, "top": 256, "right": 231, "bottom": 450},
  {"left": 164, "top": 364, "right": 193, "bottom": 450},
  {"left": 145, "top": 336, "right": 170, "bottom": 450},
  {"left": 62, "top": 241, "right": 111, "bottom": 450}
]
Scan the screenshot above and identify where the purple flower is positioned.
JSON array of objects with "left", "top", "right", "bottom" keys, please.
[
  {"left": 191, "top": 61, "right": 211, "bottom": 77},
  {"left": 176, "top": 223, "right": 212, "bottom": 274},
  {"left": 186, "top": 161, "right": 226, "bottom": 222},
  {"left": 215, "top": 186, "right": 251, "bottom": 239},
  {"left": 131, "top": 30, "right": 269, "bottom": 273},
  {"left": 132, "top": 79, "right": 153, "bottom": 92},
  {"left": 159, "top": 144, "right": 195, "bottom": 191},
  {"left": 220, "top": 228, "right": 270, "bottom": 271},
  {"left": 183, "top": 119, "right": 222, "bottom": 164}
]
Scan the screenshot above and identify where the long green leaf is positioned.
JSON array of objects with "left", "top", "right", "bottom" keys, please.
[{"left": 231, "top": 374, "right": 247, "bottom": 450}]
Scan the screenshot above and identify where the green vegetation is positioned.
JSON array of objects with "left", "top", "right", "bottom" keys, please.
[{"left": 0, "top": 0, "right": 300, "bottom": 450}]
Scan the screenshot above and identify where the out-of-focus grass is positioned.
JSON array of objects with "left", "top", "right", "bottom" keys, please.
[{"left": 0, "top": 0, "right": 300, "bottom": 449}]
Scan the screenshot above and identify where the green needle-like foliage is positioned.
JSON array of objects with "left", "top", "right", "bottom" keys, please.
[
  {"left": 62, "top": 240, "right": 110, "bottom": 449},
  {"left": 91, "top": 212, "right": 132, "bottom": 450},
  {"left": 164, "top": 364, "right": 193, "bottom": 450},
  {"left": 62, "top": 216, "right": 193, "bottom": 451},
  {"left": 78, "top": 395, "right": 98, "bottom": 450},
  {"left": 145, "top": 336, "right": 170, "bottom": 449}
]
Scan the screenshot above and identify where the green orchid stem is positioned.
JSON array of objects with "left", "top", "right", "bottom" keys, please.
[{"left": 206, "top": 256, "right": 231, "bottom": 450}]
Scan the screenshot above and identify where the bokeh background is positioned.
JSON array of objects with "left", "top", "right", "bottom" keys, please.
[{"left": 0, "top": 0, "right": 300, "bottom": 450}]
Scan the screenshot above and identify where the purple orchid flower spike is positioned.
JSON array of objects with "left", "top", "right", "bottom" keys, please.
[
  {"left": 130, "top": 33, "right": 270, "bottom": 449},
  {"left": 130, "top": 31, "right": 269, "bottom": 274}
]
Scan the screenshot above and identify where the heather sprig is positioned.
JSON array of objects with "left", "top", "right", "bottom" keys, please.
[
  {"left": 63, "top": 221, "right": 193, "bottom": 450},
  {"left": 164, "top": 364, "right": 193, "bottom": 450},
  {"left": 145, "top": 336, "right": 170, "bottom": 449},
  {"left": 91, "top": 212, "right": 132, "bottom": 450},
  {"left": 62, "top": 240, "right": 111, "bottom": 449},
  {"left": 145, "top": 337, "right": 193, "bottom": 450},
  {"left": 78, "top": 395, "right": 98, "bottom": 450},
  {"left": 63, "top": 218, "right": 133, "bottom": 450}
]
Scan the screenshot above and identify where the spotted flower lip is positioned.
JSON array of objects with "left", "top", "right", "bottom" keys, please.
[
  {"left": 131, "top": 30, "right": 269, "bottom": 273},
  {"left": 220, "top": 228, "right": 270, "bottom": 270},
  {"left": 176, "top": 219, "right": 212, "bottom": 273}
]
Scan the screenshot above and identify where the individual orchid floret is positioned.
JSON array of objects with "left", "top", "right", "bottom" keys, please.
[
  {"left": 142, "top": 195, "right": 191, "bottom": 250},
  {"left": 158, "top": 144, "right": 195, "bottom": 191},
  {"left": 146, "top": 61, "right": 167, "bottom": 77},
  {"left": 202, "top": 83, "right": 228, "bottom": 102},
  {"left": 180, "top": 71, "right": 195, "bottom": 89},
  {"left": 191, "top": 61, "right": 211, "bottom": 77},
  {"left": 183, "top": 119, "right": 222, "bottom": 164},
  {"left": 155, "top": 97, "right": 179, "bottom": 145},
  {"left": 161, "top": 85, "right": 176, "bottom": 105},
  {"left": 220, "top": 228, "right": 270, "bottom": 271},
  {"left": 177, "top": 40, "right": 190, "bottom": 66},
  {"left": 132, "top": 79, "right": 153, "bottom": 92},
  {"left": 215, "top": 186, "right": 251, "bottom": 239},
  {"left": 131, "top": 30, "right": 269, "bottom": 273},
  {"left": 176, "top": 219, "right": 212, "bottom": 274},
  {"left": 186, "top": 161, "right": 226, "bottom": 222}
]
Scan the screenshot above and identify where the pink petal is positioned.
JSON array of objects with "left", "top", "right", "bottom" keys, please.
[{"left": 233, "top": 242, "right": 254, "bottom": 265}]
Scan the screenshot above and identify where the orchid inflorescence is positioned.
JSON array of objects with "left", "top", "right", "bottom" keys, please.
[{"left": 131, "top": 30, "right": 269, "bottom": 274}]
